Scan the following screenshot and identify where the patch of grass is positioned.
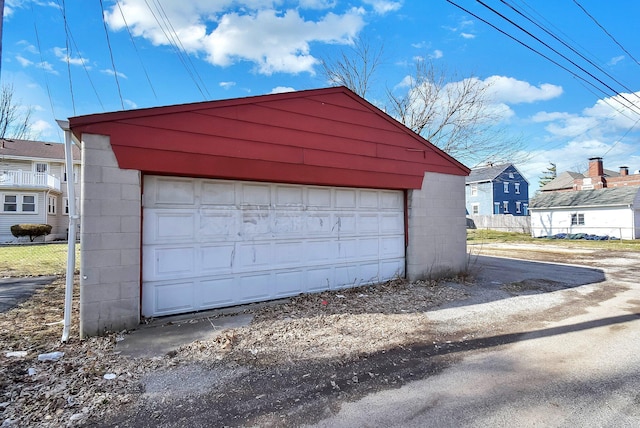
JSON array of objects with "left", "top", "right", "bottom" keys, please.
[
  {"left": 0, "top": 243, "right": 80, "bottom": 277},
  {"left": 467, "top": 229, "right": 640, "bottom": 251}
]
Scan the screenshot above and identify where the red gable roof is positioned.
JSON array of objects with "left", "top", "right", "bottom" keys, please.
[{"left": 69, "top": 87, "right": 469, "bottom": 189}]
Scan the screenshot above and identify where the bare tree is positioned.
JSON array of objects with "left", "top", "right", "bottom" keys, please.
[
  {"left": 0, "top": 83, "right": 34, "bottom": 140},
  {"left": 386, "top": 59, "right": 527, "bottom": 166},
  {"left": 320, "top": 39, "right": 528, "bottom": 167},
  {"left": 320, "top": 38, "right": 383, "bottom": 99}
]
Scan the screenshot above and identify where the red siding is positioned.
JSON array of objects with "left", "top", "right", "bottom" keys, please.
[{"left": 69, "top": 87, "right": 469, "bottom": 189}]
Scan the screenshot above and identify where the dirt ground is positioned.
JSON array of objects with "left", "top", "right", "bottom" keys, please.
[{"left": 0, "top": 242, "right": 634, "bottom": 427}]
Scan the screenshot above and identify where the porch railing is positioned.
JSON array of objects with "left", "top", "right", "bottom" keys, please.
[{"left": 0, "top": 171, "right": 61, "bottom": 191}]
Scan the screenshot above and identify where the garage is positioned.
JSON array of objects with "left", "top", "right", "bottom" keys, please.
[
  {"left": 68, "top": 86, "right": 470, "bottom": 337},
  {"left": 142, "top": 176, "right": 405, "bottom": 316}
]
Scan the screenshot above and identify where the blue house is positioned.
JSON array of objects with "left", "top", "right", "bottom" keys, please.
[{"left": 465, "top": 163, "right": 529, "bottom": 216}]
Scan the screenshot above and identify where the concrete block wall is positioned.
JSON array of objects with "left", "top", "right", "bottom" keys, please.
[
  {"left": 406, "top": 171, "right": 467, "bottom": 280},
  {"left": 80, "top": 134, "right": 141, "bottom": 337}
]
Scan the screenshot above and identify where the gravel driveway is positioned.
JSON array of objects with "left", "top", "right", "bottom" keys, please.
[{"left": 91, "top": 244, "right": 640, "bottom": 428}]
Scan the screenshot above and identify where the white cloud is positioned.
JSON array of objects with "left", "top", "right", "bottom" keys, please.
[
  {"left": 270, "top": 86, "right": 295, "bottom": 94},
  {"left": 484, "top": 76, "right": 563, "bottom": 104},
  {"left": 53, "top": 47, "right": 90, "bottom": 68},
  {"left": 36, "top": 61, "right": 58, "bottom": 75},
  {"left": 531, "top": 111, "right": 572, "bottom": 122},
  {"left": 105, "top": 1, "right": 365, "bottom": 75},
  {"left": 30, "top": 119, "right": 53, "bottom": 136},
  {"left": 219, "top": 81, "right": 236, "bottom": 89},
  {"left": 124, "top": 99, "right": 138, "bottom": 109},
  {"left": 101, "top": 69, "right": 128, "bottom": 79},
  {"left": 608, "top": 55, "right": 624, "bottom": 66},
  {"left": 429, "top": 49, "right": 443, "bottom": 59},
  {"left": 362, "top": 0, "right": 402, "bottom": 15},
  {"left": 299, "top": 0, "right": 337, "bottom": 9},
  {"left": 16, "top": 40, "right": 39, "bottom": 54},
  {"left": 460, "top": 32, "right": 475, "bottom": 39},
  {"left": 16, "top": 55, "right": 33, "bottom": 67}
]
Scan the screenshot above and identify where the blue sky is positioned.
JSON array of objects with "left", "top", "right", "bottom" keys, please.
[{"left": 3, "top": 0, "right": 640, "bottom": 191}]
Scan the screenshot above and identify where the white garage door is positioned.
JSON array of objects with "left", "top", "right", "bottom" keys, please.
[{"left": 142, "top": 176, "right": 405, "bottom": 317}]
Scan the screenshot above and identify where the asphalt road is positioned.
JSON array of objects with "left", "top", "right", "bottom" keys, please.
[
  {"left": 0, "top": 276, "right": 56, "bottom": 312},
  {"left": 309, "top": 253, "right": 640, "bottom": 427}
]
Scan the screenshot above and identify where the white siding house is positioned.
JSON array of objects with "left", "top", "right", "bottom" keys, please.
[
  {"left": 530, "top": 186, "right": 640, "bottom": 240},
  {"left": 0, "top": 139, "right": 81, "bottom": 242}
]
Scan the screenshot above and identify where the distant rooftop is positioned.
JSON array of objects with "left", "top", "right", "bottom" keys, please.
[
  {"left": 0, "top": 138, "right": 80, "bottom": 160},
  {"left": 531, "top": 185, "right": 640, "bottom": 209}
]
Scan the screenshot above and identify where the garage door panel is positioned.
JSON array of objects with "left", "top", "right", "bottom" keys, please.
[
  {"left": 274, "top": 212, "right": 304, "bottom": 234},
  {"left": 144, "top": 211, "right": 196, "bottom": 243},
  {"left": 199, "top": 211, "right": 236, "bottom": 238},
  {"left": 334, "top": 214, "right": 356, "bottom": 234},
  {"left": 201, "top": 180, "right": 236, "bottom": 205},
  {"left": 147, "top": 281, "right": 195, "bottom": 315},
  {"left": 381, "top": 236, "right": 405, "bottom": 257},
  {"left": 237, "top": 242, "right": 272, "bottom": 269},
  {"left": 197, "top": 277, "right": 236, "bottom": 307},
  {"left": 275, "top": 271, "right": 304, "bottom": 296},
  {"left": 201, "top": 245, "right": 235, "bottom": 273},
  {"left": 307, "top": 267, "right": 333, "bottom": 291},
  {"left": 153, "top": 178, "right": 196, "bottom": 205},
  {"left": 335, "top": 189, "right": 357, "bottom": 208},
  {"left": 307, "top": 214, "right": 332, "bottom": 234},
  {"left": 275, "top": 185, "right": 303, "bottom": 206},
  {"left": 240, "top": 274, "right": 273, "bottom": 301},
  {"left": 143, "top": 246, "right": 195, "bottom": 280},
  {"left": 241, "top": 211, "right": 271, "bottom": 236},
  {"left": 307, "top": 187, "right": 331, "bottom": 207},
  {"left": 142, "top": 176, "right": 405, "bottom": 317},
  {"left": 381, "top": 214, "right": 403, "bottom": 234},
  {"left": 242, "top": 183, "right": 271, "bottom": 206},
  {"left": 274, "top": 241, "right": 304, "bottom": 264},
  {"left": 381, "top": 259, "right": 404, "bottom": 279}
]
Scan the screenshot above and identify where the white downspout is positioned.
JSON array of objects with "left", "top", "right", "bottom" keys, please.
[{"left": 57, "top": 120, "right": 79, "bottom": 343}]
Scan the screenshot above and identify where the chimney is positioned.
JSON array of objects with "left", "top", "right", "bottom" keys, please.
[
  {"left": 588, "top": 157, "right": 603, "bottom": 177},
  {"left": 620, "top": 166, "right": 629, "bottom": 176}
]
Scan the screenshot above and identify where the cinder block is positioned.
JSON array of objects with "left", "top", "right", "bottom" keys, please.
[
  {"left": 82, "top": 283, "right": 121, "bottom": 302},
  {"left": 102, "top": 199, "right": 140, "bottom": 217},
  {"left": 100, "top": 232, "right": 139, "bottom": 250},
  {"left": 121, "top": 183, "right": 141, "bottom": 201},
  {"left": 82, "top": 249, "right": 121, "bottom": 268},
  {"left": 98, "top": 264, "right": 140, "bottom": 284},
  {"left": 120, "top": 249, "right": 141, "bottom": 266},
  {"left": 120, "top": 216, "right": 141, "bottom": 234},
  {"left": 120, "top": 281, "right": 140, "bottom": 300}
]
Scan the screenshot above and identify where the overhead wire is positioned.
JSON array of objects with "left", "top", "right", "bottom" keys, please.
[
  {"left": 472, "top": 0, "right": 640, "bottom": 115},
  {"left": 142, "top": 0, "right": 208, "bottom": 100},
  {"left": 115, "top": 0, "right": 158, "bottom": 100},
  {"left": 99, "top": 0, "right": 125, "bottom": 110},
  {"left": 572, "top": 0, "right": 640, "bottom": 70},
  {"left": 59, "top": 0, "right": 76, "bottom": 115},
  {"left": 30, "top": 1, "right": 61, "bottom": 141}
]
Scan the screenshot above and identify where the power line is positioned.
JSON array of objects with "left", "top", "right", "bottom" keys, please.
[
  {"left": 472, "top": 0, "right": 640, "bottom": 115},
  {"left": 115, "top": 0, "right": 158, "bottom": 100},
  {"left": 500, "top": 0, "right": 640, "bottom": 103},
  {"left": 59, "top": 0, "right": 76, "bottom": 115},
  {"left": 572, "top": 0, "right": 640, "bottom": 69},
  {"left": 142, "top": 0, "right": 209, "bottom": 100},
  {"left": 99, "top": 0, "right": 125, "bottom": 110}
]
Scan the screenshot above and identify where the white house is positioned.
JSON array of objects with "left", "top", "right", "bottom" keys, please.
[
  {"left": 0, "top": 139, "right": 81, "bottom": 242},
  {"left": 529, "top": 186, "right": 640, "bottom": 240}
]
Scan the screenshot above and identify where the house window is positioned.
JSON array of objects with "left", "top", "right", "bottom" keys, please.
[
  {"left": 516, "top": 201, "right": 521, "bottom": 213},
  {"left": 470, "top": 184, "right": 478, "bottom": 196},
  {"left": 63, "top": 197, "right": 79, "bottom": 215},
  {"left": 494, "top": 202, "right": 500, "bottom": 214},
  {"left": 523, "top": 203, "right": 529, "bottom": 216},
  {"left": 471, "top": 203, "right": 479, "bottom": 215},
  {"left": 515, "top": 182, "right": 520, "bottom": 194},
  {"left": 34, "top": 162, "right": 48, "bottom": 174},
  {"left": 509, "top": 172, "right": 514, "bottom": 179},
  {"left": 503, "top": 182, "right": 509, "bottom": 193},
  {"left": 2, "top": 194, "right": 37, "bottom": 213},
  {"left": 63, "top": 165, "right": 79, "bottom": 183},
  {"left": 503, "top": 201, "right": 509, "bottom": 213},
  {"left": 48, "top": 196, "right": 57, "bottom": 214},
  {"left": 571, "top": 213, "right": 585, "bottom": 226},
  {"left": 3, "top": 195, "right": 17, "bottom": 212}
]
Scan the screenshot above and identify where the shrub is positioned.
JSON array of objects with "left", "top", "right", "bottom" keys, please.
[{"left": 10, "top": 224, "right": 53, "bottom": 242}]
